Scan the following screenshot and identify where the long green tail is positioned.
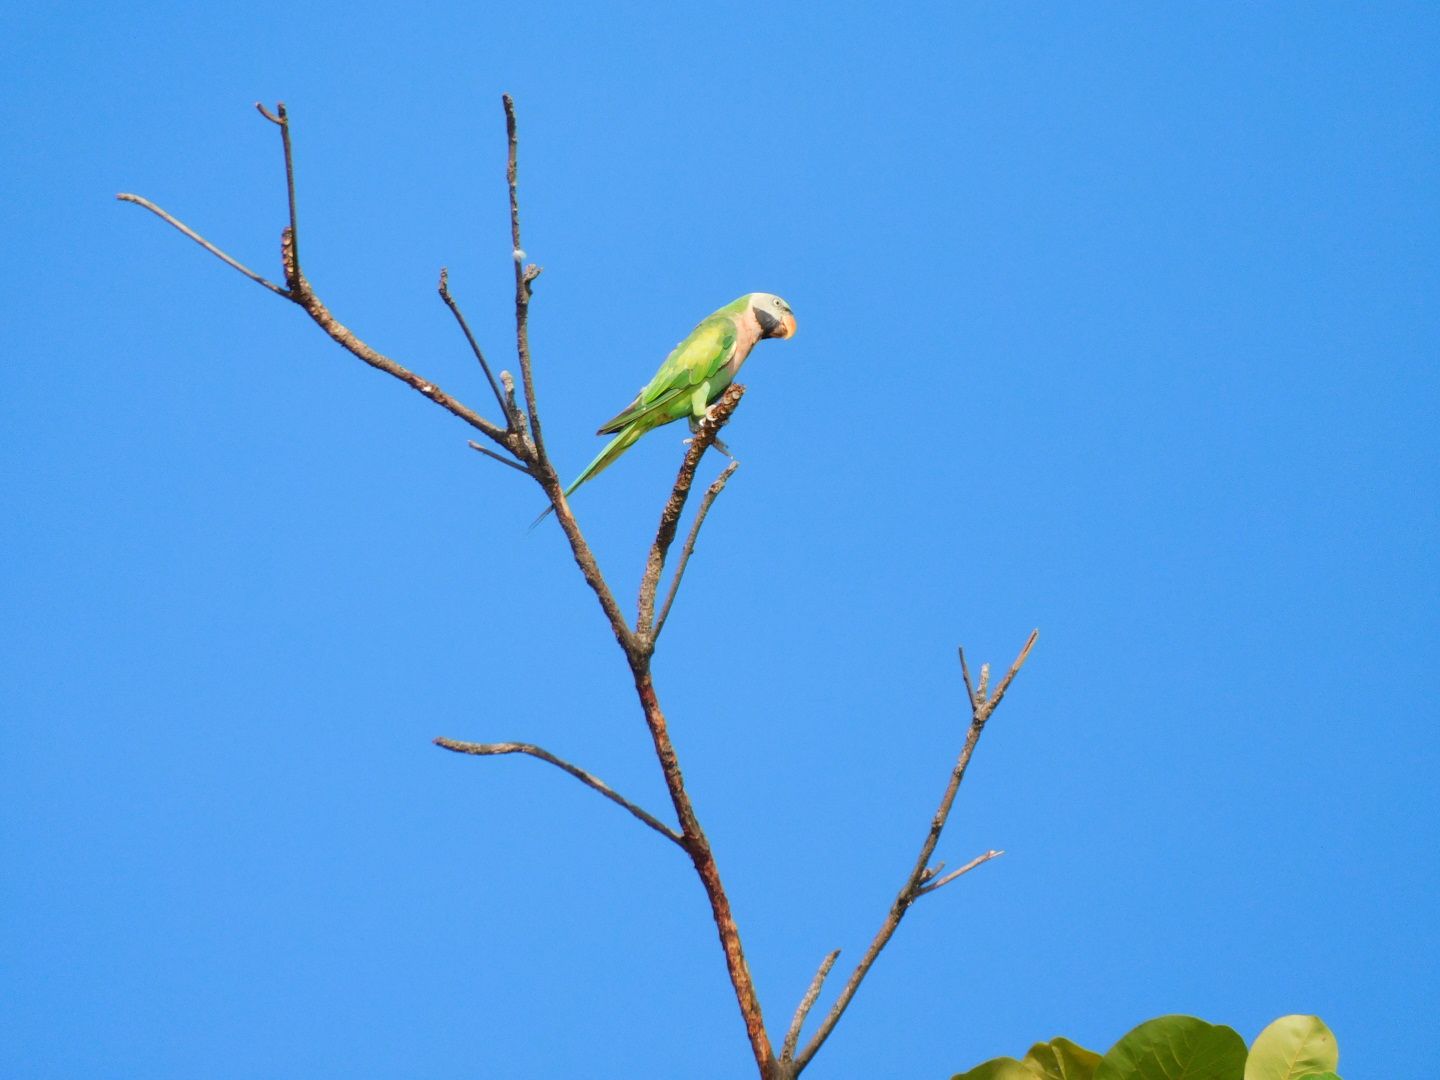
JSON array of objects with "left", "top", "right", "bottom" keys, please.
[{"left": 530, "top": 424, "right": 643, "bottom": 529}]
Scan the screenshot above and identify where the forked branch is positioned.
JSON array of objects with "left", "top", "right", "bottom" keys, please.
[
  {"left": 787, "top": 629, "right": 1040, "bottom": 1071},
  {"left": 120, "top": 95, "right": 1038, "bottom": 1080},
  {"left": 654, "top": 459, "right": 741, "bottom": 641},
  {"left": 636, "top": 384, "right": 746, "bottom": 646}
]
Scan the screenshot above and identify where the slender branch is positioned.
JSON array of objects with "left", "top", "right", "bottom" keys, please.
[
  {"left": 255, "top": 101, "right": 302, "bottom": 281},
  {"left": 635, "top": 384, "right": 746, "bottom": 644},
  {"left": 959, "top": 648, "right": 978, "bottom": 711},
  {"left": 782, "top": 950, "right": 840, "bottom": 1063},
  {"left": 433, "top": 737, "right": 682, "bottom": 845},
  {"left": 915, "top": 849, "right": 1004, "bottom": 896},
  {"left": 115, "top": 194, "right": 290, "bottom": 297},
  {"left": 653, "top": 459, "right": 740, "bottom": 643},
  {"left": 285, "top": 270, "right": 513, "bottom": 446},
  {"left": 439, "top": 268, "right": 512, "bottom": 424},
  {"left": 503, "top": 93, "right": 547, "bottom": 464},
  {"left": 794, "top": 630, "right": 1039, "bottom": 1072},
  {"left": 468, "top": 440, "right": 532, "bottom": 475}
]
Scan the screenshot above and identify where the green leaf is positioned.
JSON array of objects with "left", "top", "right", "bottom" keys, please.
[
  {"left": 952, "top": 1057, "right": 1034, "bottom": 1080},
  {"left": 1023, "top": 1036, "right": 1103, "bottom": 1080},
  {"left": 1244, "top": 1016, "right": 1338, "bottom": 1080},
  {"left": 1296, "top": 1073, "right": 1340, "bottom": 1080},
  {"left": 1094, "top": 1015, "right": 1248, "bottom": 1080}
]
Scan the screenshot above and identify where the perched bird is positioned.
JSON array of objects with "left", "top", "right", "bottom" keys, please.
[{"left": 534, "top": 292, "right": 796, "bottom": 525}]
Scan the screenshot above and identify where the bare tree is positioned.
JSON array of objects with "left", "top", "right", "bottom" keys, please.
[{"left": 119, "top": 96, "right": 1038, "bottom": 1080}]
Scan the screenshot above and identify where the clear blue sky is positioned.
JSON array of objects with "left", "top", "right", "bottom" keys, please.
[{"left": 3, "top": 4, "right": 1436, "bottom": 1078}]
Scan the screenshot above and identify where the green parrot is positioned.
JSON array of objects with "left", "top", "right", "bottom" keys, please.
[{"left": 534, "top": 292, "right": 796, "bottom": 525}]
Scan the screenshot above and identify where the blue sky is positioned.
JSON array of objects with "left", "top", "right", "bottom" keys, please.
[{"left": 3, "top": 3, "right": 1437, "bottom": 1077}]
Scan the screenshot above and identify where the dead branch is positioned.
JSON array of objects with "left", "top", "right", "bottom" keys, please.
[
  {"left": 503, "top": 94, "right": 547, "bottom": 466},
  {"left": 916, "top": 848, "right": 1005, "bottom": 896},
  {"left": 433, "top": 737, "right": 682, "bottom": 845},
  {"left": 635, "top": 384, "right": 746, "bottom": 645},
  {"left": 115, "top": 194, "right": 289, "bottom": 297},
  {"left": 439, "top": 267, "right": 512, "bottom": 423},
  {"left": 782, "top": 950, "right": 840, "bottom": 1063},
  {"left": 120, "top": 95, "right": 1037, "bottom": 1080},
  {"left": 789, "top": 629, "right": 1040, "bottom": 1071},
  {"left": 653, "top": 459, "right": 741, "bottom": 642}
]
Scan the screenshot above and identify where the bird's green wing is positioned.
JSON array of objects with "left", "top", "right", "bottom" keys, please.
[{"left": 596, "top": 317, "right": 738, "bottom": 434}]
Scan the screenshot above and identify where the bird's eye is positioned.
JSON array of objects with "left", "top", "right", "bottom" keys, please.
[{"left": 774, "top": 299, "right": 783, "bottom": 307}]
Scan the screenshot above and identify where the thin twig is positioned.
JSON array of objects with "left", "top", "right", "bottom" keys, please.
[
  {"left": 255, "top": 101, "right": 302, "bottom": 282},
  {"left": 976, "top": 630, "right": 1038, "bottom": 723},
  {"left": 652, "top": 460, "right": 740, "bottom": 642},
  {"left": 433, "top": 737, "right": 682, "bottom": 845},
  {"left": 116, "top": 194, "right": 290, "bottom": 297},
  {"left": 440, "top": 268, "right": 512, "bottom": 424},
  {"left": 959, "top": 648, "right": 978, "bottom": 711},
  {"left": 503, "top": 93, "right": 546, "bottom": 464},
  {"left": 635, "top": 384, "right": 746, "bottom": 645},
  {"left": 781, "top": 950, "right": 840, "bottom": 1063},
  {"left": 794, "top": 630, "right": 1039, "bottom": 1071},
  {"left": 915, "top": 849, "right": 1004, "bottom": 896},
  {"left": 468, "top": 441, "right": 532, "bottom": 475}
]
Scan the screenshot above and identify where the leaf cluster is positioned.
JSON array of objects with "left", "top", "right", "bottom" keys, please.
[{"left": 952, "top": 1014, "right": 1340, "bottom": 1080}]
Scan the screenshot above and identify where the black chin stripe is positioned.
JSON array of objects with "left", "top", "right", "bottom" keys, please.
[{"left": 754, "top": 307, "right": 781, "bottom": 336}]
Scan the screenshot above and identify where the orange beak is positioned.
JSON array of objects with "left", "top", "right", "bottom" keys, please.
[{"left": 778, "top": 311, "right": 797, "bottom": 339}]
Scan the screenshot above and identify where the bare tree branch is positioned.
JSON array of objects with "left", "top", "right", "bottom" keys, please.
[
  {"left": 119, "top": 116, "right": 522, "bottom": 459},
  {"left": 255, "top": 101, "right": 302, "bottom": 280},
  {"left": 115, "top": 194, "right": 290, "bottom": 297},
  {"left": 439, "top": 267, "right": 512, "bottom": 423},
  {"left": 915, "top": 848, "right": 1004, "bottom": 896},
  {"left": 629, "top": 665, "right": 776, "bottom": 1075},
  {"left": 653, "top": 459, "right": 740, "bottom": 643},
  {"left": 433, "top": 737, "right": 682, "bottom": 845},
  {"left": 635, "top": 384, "right": 746, "bottom": 645},
  {"left": 503, "top": 93, "right": 546, "bottom": 465},
  {"left": 468, "top": 440, "right": 533, "bottom": 475},
  {"left": 781, "top": 950, "right": 840, "bottom": 1064},
  {"left": 283, "top": 267, "right": 516, "bottom": 447},
  {"left": 121, "top": 96, "right": 1035, "bottom": 1080},
  {"left": 793, "top": 630, "right": 1040, "bottom": 1072}
]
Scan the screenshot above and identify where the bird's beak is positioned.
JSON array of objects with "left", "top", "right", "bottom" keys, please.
[{"left": 777, "top": 312, "right": 797, "bottom": 339}]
